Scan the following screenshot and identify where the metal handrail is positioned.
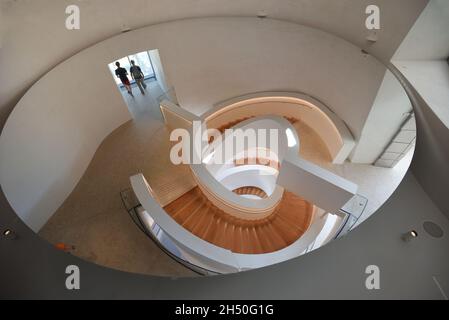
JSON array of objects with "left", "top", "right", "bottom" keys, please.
[
  {"left": 131, "top": 205, "right": 221, "bottom": 276},
  {"left": 334, "top": 194, "right": 368, "bottom": 239},
  {"left": 122, "top": 186, "right": 368, "bottom": 273},
  {"left": 120, "top": 188, "right": 220, "bottom": 276}
]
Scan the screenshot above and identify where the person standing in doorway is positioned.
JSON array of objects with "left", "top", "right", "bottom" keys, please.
[
  {"left": 115, "top": 62, "right": 133, "bottom": 96},
  {"left": 130, "top": 60, "right": 147, "bottom": 95}
]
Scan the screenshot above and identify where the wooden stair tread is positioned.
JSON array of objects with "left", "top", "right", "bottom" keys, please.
[
  {"left": 256, "top": 226, "right": 277, "bottom": 253},
  {"left": 233, "top": 186, "right": 268, "bottom": 199},
  {"left": 182, "top": 200, "right": 207, "bottom": 230},
  {"left": 163, "top": 186, "right": 313, "bottom": 254},
  {"left": 163, "top": 188, "right": 198, "bottom": 213},
  {"left": 171, "top": 196, "right": 203, "bottom": 222}
]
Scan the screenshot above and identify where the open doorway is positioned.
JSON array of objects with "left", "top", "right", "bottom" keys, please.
[{"left": 108, "top": 49, "right": 174, "bottom": 119}]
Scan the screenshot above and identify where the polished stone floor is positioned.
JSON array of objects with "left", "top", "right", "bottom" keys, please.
[{"left": 39, "top": 82, "right": 413, "bottom": 276}]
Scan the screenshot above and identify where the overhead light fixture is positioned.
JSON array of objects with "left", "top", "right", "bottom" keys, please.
[
  {"left": 402, "top": 230, "right": 418, "bottom": 242},
  {"left": 3, "top": 229, "right": 17, "bottom": 240}
]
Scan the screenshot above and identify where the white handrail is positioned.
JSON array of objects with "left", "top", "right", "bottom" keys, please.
[
  {"left": 150, "top": 100, "right": 358, "bottom": 272},
  {"left": 130, "top": 173, "right": 241, "bottom": 273},
  {"left": 188, "top": 115, "right": 298, "bottom": 219},
  {"left": 202, "top": 92, "right": 355, "bottom": 164},
  {"left": 190, "top": 163, "right": 284, "bottom": 220},
  {"left": 131, "top": 173, "right": 342, "bottom": 273}
]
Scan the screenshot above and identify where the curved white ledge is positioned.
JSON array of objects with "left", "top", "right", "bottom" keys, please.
[
  {"left": 191, "top": 163, "right": 284, "bottom": 220},
  {"left": 202, "top": 92, "right": 355, "bottom": 164},
  {"left": 160, "top": 100, "right": 200, "bottom": 130},
  {"left": 131, "top": 173, "right": 240, "bottom": 273},
  {"left": 216, "top": 166, "right": 279, "bottom": 196},
  {"left": 189, "top": 115, "right": 299, "bottom": 220},
  {"left": 131, "top": 173, "right": 339, "bottom": 273},
  {"left": 161, "top": 100, "right": 357, "bottom": 218}
]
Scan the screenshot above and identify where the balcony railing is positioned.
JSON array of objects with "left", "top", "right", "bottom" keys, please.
[
  {"left": 335, "top": 194, "right": 368, "bottom": 238},
  {"left": 122, "top": 180, "right": 368, "bottom": 275},
  {"left": 120, "top": 187, "right": 220, "bottom": 276}
]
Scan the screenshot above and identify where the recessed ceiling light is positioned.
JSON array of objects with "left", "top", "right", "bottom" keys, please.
[
  {"left": 402, "top": 230, "right": 418, "bottom": 242},
  {"left": 2, "top": 229, "right": 17, "bottom": 240}
]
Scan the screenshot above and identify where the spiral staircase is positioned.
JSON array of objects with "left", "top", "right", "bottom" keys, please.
[
  {"left": 127, "top": 94, "right": 363, "bottom": 274},
  {"left": 164, "top": 187, "right": 313, "bottom": 254}
]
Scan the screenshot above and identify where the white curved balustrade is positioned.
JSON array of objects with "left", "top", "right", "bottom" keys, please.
[
  {"left": 202, "top": 92, "right": 355, "bottom": 164},
  {"left": 131, "top": 173, "right": 340, "bottom": 273},
  {"left": 131, "top": 174, "right": 240, "bottom": 273},
  {"left": 189, "top": 115, "right": 299, "bottom": 219},
  {"left": 162, "top": 98, "right": 358, "bottom": 216},
  {"left": 128, "top": 97, "right": 360, "bottom": 273}
]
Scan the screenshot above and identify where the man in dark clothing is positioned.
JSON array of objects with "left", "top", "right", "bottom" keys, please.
[
  {"left": 115, "top": 62, "right": 133, "bottom": 96},
  {"left": 130, "top": 60, "right": 147, "bottom": 95}
]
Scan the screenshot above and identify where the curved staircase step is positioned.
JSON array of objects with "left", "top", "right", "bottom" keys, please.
[{"left": 163, "top": 186, "right": 313, "bottom": 254}]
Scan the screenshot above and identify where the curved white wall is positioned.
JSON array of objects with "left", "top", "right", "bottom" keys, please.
[
  {"left": 219, "top": 167, "right": 278, "bottom": 196},
  {"left": 350, "top": 70, "right": 413, "bottom": 163},
  {"left": 0, "top": 17, "right": 386, "bottom": 231},
  {"left": 0, "top": 51, "right": 132, "bottom": 231},
  {"left": 203, "top": 93, "right": 355, "bottom": 164},
  {"left": 0, "top": 0, "right": 428, "bottom": 129}
]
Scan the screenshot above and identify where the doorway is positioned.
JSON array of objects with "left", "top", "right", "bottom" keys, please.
[{"left": 108, "top": 49, "right": 173, "bottom": 119}]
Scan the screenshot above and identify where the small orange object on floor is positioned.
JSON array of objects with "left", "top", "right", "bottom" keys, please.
[{"left": 55, "top": 243, "right": 75, "bottom": 252}]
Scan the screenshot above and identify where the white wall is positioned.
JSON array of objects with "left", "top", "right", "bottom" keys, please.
[
  {"left": 278, "top": 155, "right": 358, "bottom": 213},
  {"left": 0, "top": 0, "right": 428, "bottom": 129},
  {"left": 391, "top": 0, "right": 449, "bottom": 130},
  {"left": 156, "top": 18, "right": 386, "bottom": 138},
  {"left": 393, "top": 0, "right": 449, "bottom": 61},
  {"left": 0, "top": 17, "right": 398, "bottom": 231},
  {"left": 0, "top": 48, "right": 132, "bottom": 232},
  {"left": 394, "top": 61, "right": 449, "bottom": 129},
  {"left": 390, "top": 0, "right": 449, "bottom": 217},
  {"left": 350, "top": 70, "right": 412, "bottom": 163},
  {"left": 203, "top": 93, "right": 358, "bottom": 164},
  {"left": 149, "top": 49, "right": 171, "bottom": 96}
]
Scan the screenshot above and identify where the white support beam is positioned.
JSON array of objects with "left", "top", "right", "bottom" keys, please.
[{"left": 277, "top": 153, "right": 358, "bottom": 213}]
